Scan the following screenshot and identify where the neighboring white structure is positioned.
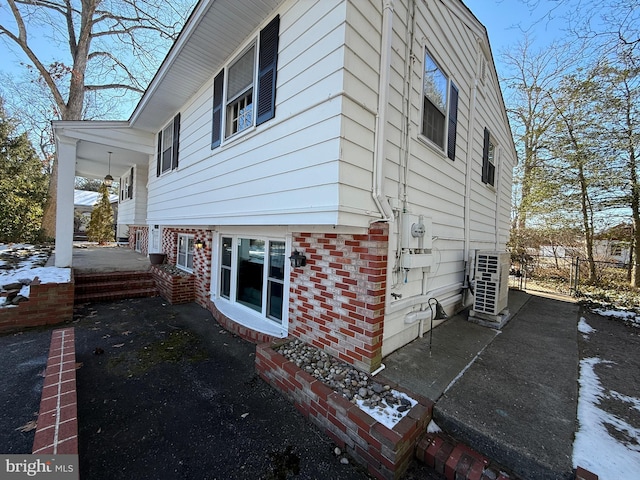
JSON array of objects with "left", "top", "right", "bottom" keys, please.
[
  {"left": 594, "top": 240, "right": 631, "bottom": 265},
  {"left": 53, "top": 0, "right": 516, "bottom": 371}
]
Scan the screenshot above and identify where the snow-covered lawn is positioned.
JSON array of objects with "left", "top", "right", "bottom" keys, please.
[
  {"left": 573, "top": 315, "right": 640, "bottom": 480},
  {"left": 0, "top": 243, "right": 70, "bottom": 305}
]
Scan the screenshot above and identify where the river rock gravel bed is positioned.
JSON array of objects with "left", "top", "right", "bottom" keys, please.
[{"left": 275, "top": 339, "right": 414, "bottom": 424}]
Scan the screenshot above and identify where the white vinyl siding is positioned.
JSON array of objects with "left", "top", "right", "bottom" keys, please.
[{"left": 147, "top": 1, "right": 359, "bottom": 228}]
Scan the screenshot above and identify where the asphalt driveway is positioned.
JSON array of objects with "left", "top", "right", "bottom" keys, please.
[
  {"left": 72, "top": 297, "right": 375, "bottom": 480},
  {"left": 0, "top": 297, "right": 442, "bottom": 479}
]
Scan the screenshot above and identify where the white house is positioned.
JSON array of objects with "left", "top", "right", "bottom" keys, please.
[{"left": 53, "top": 0, "right": 516, "bottom": 372}]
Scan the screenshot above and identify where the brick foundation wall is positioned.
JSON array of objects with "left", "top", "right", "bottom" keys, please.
[
  {"left": 161, "top": 228, "right": 212, "bottom": 308},
  {"left": 32, "top": 328, "right": 78, "bottom": 455},
  {"left": 0, "top": 275, "right": 75, "bottom": 333},
  {"left": 150, "top": 265, "right": 195, "bottom": 304},
  {"left": 289, "top": 223, "right": 388, "bottom": 372},
  {"left": 129, "top": 225, "right": 149, "bottom": 255},
  {"left": 256, "top": 341, "right": 432, "bottom": 480}
]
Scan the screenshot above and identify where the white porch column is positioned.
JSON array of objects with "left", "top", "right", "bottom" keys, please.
[{"left": 54, "top": 136, "right": 78, "bottom": 267}]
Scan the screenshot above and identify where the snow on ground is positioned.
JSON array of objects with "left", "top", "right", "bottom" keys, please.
[
  {"left": 591, "top": 307, "right": 639, "bottom": 327},
  {"left": 578, "top": 317, "right": 596, "bottom": 335},
  {"left": 0, "top": 243, "right": 70, "bottom": 305},
  {"left": 573, "top": 318, "right": 640, "bottom": 480}
]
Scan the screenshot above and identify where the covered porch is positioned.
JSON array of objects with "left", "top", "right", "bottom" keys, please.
[{"left": 52, "top": 121, "right": 154, "bottom": 268}]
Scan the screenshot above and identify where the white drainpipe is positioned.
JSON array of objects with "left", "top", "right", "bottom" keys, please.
[{"left": 371, "top": 0, "right": 395, "bottom": 223}]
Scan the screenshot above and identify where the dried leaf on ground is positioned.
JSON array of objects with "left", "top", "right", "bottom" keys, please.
[{"left": 16, "top": 420, "right": 37, "bottom": 432}]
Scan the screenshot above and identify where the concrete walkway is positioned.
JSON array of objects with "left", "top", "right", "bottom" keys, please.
[{"left": 384, "top": 291, "right": 580, "bottom": 479}]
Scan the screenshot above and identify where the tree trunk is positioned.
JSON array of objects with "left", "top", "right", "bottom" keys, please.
[{"left": 39, "top": 1, "right": 96, "bottom": 239}]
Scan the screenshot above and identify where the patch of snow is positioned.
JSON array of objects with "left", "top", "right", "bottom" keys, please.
[
  {"left": 578, "top": 317, "right": 596, "bottom": 335},
  {"left": 593, "top": 308, "right": 637, "bottom": 321},
  {"left": 573, "top": 357, "right": 640, "bottom": 479},
  {"left": 427, "top": 419, "right": 441, "bottom": 433},
  {"left": 1, "top": 244, "right": 70, "bottom": 306},
  {"left": 1, "top": 266, "right": 71, "bottom": 287},
  {"left": 355, "top": 390, "right": 417, "bottom": 429}
]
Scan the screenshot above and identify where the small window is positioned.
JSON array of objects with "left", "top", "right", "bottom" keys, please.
[
  {"left": 220, "top": 237, "right": 232, "bottom": 299},
  {"left": 120, "top": 167, "right": 133, "bottom": 201},
  {"left": 135, "top": 230, "right": 143, "bottom": 253},
  {"left": 482, "top": 127, "right": 496, "bottom": 187},
  {"left": 421, "top": 49, "right": 458, "bottom": 160},
  {"left": 156, "top": 114, "right": 180, "bottom": 176},
  {"left": 177, "top": 234, "right": 194, "bottom": 272}
]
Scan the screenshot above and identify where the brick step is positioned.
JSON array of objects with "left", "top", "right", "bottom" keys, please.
[
  {"left": 74, "top": 271, "right": 153, "bottom": 284},
  {"left": 74, "top": 271, "right": 158, "bottom": 304},
  {"left": 74, "top": 278, "right": 156, "bottom": 295},
  {"left": 74, "top": 287, "right": 158, "bottom": 304}
]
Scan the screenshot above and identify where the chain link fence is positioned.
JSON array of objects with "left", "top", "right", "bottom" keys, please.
[{"left": 508, "top": 254, "right": 632, "bottom": 296}]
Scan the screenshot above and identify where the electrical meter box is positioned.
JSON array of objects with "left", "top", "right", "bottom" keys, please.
[{"left": 401, "top": 214, "right": 432, "bottom": 250}]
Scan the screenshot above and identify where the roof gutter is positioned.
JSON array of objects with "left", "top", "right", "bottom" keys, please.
[{"left": 371, "top": 0, "right": 395, "bottom": 223}]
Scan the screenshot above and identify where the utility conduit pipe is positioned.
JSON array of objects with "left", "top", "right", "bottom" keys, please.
[{"left": 371, "top": 0, "right": 395, "bottom": 223}]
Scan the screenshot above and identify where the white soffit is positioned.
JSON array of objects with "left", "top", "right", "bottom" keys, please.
[{"left": 131, "top": 0, "right": 283, "bottom": 132}]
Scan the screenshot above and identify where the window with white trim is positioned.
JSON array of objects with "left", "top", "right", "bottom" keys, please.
[
  {"left": 482, "top": 127, "right": 496, "bottom": 187},
  {"left": 421, "top": 48, "right": 458, "bottom": 160},
  {"left": 156, "top": 113, "right": 180, "bottom": 176},
  {"left": 218, "top": 236, "right": 285, "bottom": 323},
  {"left": 120, "top": 167, "right": 133, "bottom": 201},
  {"left": 177, "top": 234, "right": 194, "bottom": 272},
  {"left": 211, "top": 15, "right": 280, "bottom": 148},
  {"left": 226, "top": 45, "right": 255, "bottom": 138},
  {"left": 135, "top": 230, "right": 143, "bottom": 253}
]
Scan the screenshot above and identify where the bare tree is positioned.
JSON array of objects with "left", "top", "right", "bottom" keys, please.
[
  {"left": 0, "top": 0, "right": 195, "bottom": 238},
  {"left": 501, "top": 37, "right": 575, "bottom": 230}
]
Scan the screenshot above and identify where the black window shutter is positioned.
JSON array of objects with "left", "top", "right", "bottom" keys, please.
[
  {"left": 447, "top": 83, "right": 459, "bottom": 161},
  {"left": 128, "top": 167, "right": 134, "bottom": 198},
  {"left": 482, "top": 127, "right": 490, "bottom": 184},
  {"left": 256, "top": 15, "right": 280, "bottom": 125},
  {"left": 211, "top": 71, "right": 224, "bottom": 148},
  {"left": 156, "top": 131, "right": 162, "bottom": 177},
  {"left": 172, "top": 113, "right": 180, "bottom": 170}
]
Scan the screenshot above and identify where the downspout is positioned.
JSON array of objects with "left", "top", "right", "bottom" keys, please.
[
  {"left": 463, "top": 40, "right": 480, "bottom": 304},
  {"left": 371, "top": 0, "right": 395, "bottom": 223}
]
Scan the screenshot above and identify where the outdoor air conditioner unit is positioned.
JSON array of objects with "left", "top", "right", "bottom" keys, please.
[{"left": 473, "top": 251, "right": 510, "bottom": 315}]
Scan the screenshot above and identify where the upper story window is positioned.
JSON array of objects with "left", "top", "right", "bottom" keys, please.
[
  {"left": 226, "top": 45, "right": 255, "bottom": 137},
  {"left": 482, "top": 127, "right": 496, "bottom": 187},
  {"left": 120, "top": 167, "right": 133, "bottom": 201},
  {"left": 212, "top": 15, "right": 280, "bottom": 148},
  {"left": 421, "top": 49, "right": 458, "bottom": 161},
  {"left": 156, "top": 113, "right": 180, "bottom": 177}
]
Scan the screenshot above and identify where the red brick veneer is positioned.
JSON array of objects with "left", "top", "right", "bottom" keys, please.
[
  {"left": 256, "top": 341, "right": 432, "bottom": 480},
  {"left": 289, "top": 223, "right": 388, "bottom": 372},
  {"left": 150, "top": 265, "right": 195, "bottom": 304},
  {"left": 0, "top": 274, "right": 74, "bottom": 333},
  {"left": 32, "top": 328, "right": 78, "bottom": 455},
  {"left": 128, "top": 225, "right": 149, "bottom": 255},
  {"left": 161, "top": 227, "right": 212, "bottom": 307}
]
